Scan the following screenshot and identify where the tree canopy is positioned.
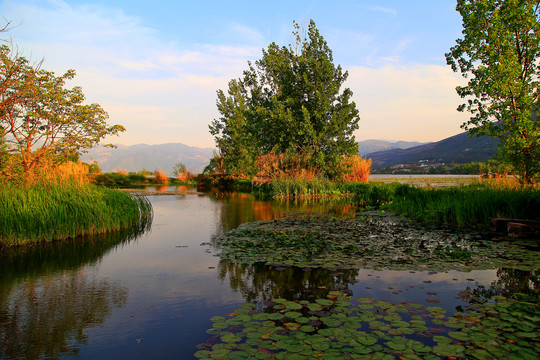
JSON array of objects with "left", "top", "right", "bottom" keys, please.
[
  {"left": 209, "top": 20, "right": 360, "bottom": 179},
  {"left": 446, "top": 0, "right": 540, "bottom": 184},
  {"left": 0, "top": 44, "right": 125, "bottom": 179}
]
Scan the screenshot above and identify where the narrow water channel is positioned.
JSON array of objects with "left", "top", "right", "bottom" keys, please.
[{"left": 0, "top": 188, "right": 534, "bottom": 359}]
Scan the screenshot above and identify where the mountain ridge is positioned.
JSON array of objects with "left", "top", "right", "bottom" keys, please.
[
  {"left": 365, "top": 131, "right": 499, "bottom": 169},
  {"left": 80, "top": 143, "right": 215, "bottom": 175},
  {"left": 80, "top": 132, "right": 499, "bottom": 175}
]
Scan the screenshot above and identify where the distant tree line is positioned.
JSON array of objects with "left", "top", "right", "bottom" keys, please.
[{"left": 372, "top": 160, "right": 514, "bottom": 175}]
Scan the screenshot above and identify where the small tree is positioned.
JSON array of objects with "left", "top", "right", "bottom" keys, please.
[
  {"left": 172, "top": 162, "right": 186, "bottom": 177},
  {"left": 138, "top": 168, "right": 151, "bottom": 177},
  {"left": 0, "top": 45, "right": 125, "bottom": 179},
  {"left": 210, "top": 20, "right": 360, "bottom": 179},
  {"left": 446, "top": 0, "right": 540, "bottom": 184}
]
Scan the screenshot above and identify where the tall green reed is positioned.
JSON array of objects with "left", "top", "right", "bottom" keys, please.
[
  {"left": 267, "top": 176, "right": 340, "bottom": 198},
  {"left": 0, "top": 179, "right": 152, "bottom": 247},
  {"left": 387, "top": 184, "right": 540, "bottom": 227}
]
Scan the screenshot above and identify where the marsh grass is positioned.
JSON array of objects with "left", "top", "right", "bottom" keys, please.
[
  {"left": 262, "top": 176, "right": 343, "bottom": 198},
  {"left": 254, "top": 177, "right": 540, "bottom": 227},
  {"left": 387, "top": 184, "right": 540, "bottom": 227},
  {"left": 0, "top": 179, "right": 152, "bottom": 247}
]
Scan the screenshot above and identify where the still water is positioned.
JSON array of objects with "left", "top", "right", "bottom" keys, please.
[{"left": 0, "top": 188, "right": 509, "bottom": 359}]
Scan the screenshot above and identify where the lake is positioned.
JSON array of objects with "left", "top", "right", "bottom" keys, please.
[{"left": 0, "top": 187, "right": 537, "bottom": 359}]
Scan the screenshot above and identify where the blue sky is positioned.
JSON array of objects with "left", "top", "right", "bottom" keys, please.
[{"left": 1, "top": 0, "right": 469, "bottom": 147}]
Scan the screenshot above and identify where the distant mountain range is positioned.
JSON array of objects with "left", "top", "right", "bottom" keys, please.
[
  {"left": 80, "top": 131, "right": 500, "bottom": 175},
  {"left": 365, "top": 131, "right": 499, "bottom": 169},
  {"left": 80, "top": 143, "right": 214, "bottom": 175},
  {"left": 357, "top": 140, "right": 427, "bottom": 155}
]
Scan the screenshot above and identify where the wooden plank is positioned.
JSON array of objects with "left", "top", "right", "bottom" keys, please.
[{"left": 490, "top": 218, "right": 540, "bottom": 239}]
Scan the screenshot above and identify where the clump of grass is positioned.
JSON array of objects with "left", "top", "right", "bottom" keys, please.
[
  {"left": 337, "top": 182, "right": 402, "bottom": 206},
  {"left": 0, "top": 180, "right": 153, "bottom": 247},
  {"left": 387, "top": 184, "right": 540, "bottom": 227},
  {"left": 264, "top": 176, "right": 342, "bottom": 198}
]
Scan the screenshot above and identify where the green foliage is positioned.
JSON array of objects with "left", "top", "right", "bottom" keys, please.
[
  {"left": 138, "top": 168, "right": 151, "bottom": 177},
  {"left": 209, "top": 20, "right": 360, "bottom": 179},
  {"left": 253, "top": 179, "right": 540, "bottom": 226},
  {"left": 172, "top": 162, "right": 186, "bottom": 177},
  {"left": 388, "top": 183, "right": 540, "bottom": 226},
  {"left": 268, "top": 176, "right": 340, "bottom": 198},
  {"left": 197, "top": 291, "right": 540, "bottom": 359},
  {"left": 92, "top": 172, "right": 150, "bottom": 188},
  {"left": 93, "top": 173, "right": 131, "bottom": 187},
  {"left": 446, "top": 0, "right": 540, "bottom": 184},
  {"left": 0, "top": 180, "right": 152, "bottom": 247},
  {"left": 0, "top": 44, "right": 125, "bottom": 176}
]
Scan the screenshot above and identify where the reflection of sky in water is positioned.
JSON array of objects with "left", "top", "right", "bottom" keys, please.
[{"left": 0, "top": 192, "right": 506, "bottom": 359}]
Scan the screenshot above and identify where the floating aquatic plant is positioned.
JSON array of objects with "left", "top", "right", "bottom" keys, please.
[
  {"left": 216, "top": 214, "right": 540, "bottom": 271},
  {"left": 195, "top": 291, "right": 539, "bottom": 359}
]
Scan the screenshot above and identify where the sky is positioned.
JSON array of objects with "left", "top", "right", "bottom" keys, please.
[{"left": 0, "top": 0, "right": 469, "bottom": 148}]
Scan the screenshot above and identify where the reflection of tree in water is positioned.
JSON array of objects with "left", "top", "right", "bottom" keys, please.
[
  {"left": 208, "top": 191, "right": 357, "bottom": 241},
  {"left": 459, "top": 267, "right": 539, "bottom": 304},
  {"left": 0, "top": 217, "right": 151, "bottom": 359},
  {"left": 217, "top": 259, "right": 359, "bottom": 306},
  {"left": 0, "top": 269, "right": 128, "bottom": 359},
  {"left": 0, "top": 215, "right": 152, "bottom": 286}
]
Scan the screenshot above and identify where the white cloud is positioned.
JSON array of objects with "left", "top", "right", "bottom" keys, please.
[
  {"left": 348, "top": 64, "right": 469, "bottom": 142},
  {"left": 0, "top": 0, "right": 257, "bottom": 147},
  {"left": 228, "top": 22, "right": 264, "bottom": 44},
  {"left": 366, "top": 6, "right": 398, "bottom": 17},
  {"left": 0, "top": 0, "right": 471, "bottom": 148}
]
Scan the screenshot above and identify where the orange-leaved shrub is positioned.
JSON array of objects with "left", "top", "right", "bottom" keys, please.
[
  {"left": 341, "top": 155, "right": 371, "bottom": 183},
  {"left": 153, "top": 170, "right": 169, "bottom": 184}
]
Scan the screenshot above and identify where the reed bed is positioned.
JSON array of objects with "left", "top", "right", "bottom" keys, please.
[
  {"left": 255, "top": 177, "right": 540, "bottom": 228},
  {"left": 387, "top": 184, "right": 540, "bottom": 227},
  {"left": 0, "top": 180, "right": 152, "bottom": 247},
  {"left": 260, "top": 176, "right": 342, "bottom": 198}
]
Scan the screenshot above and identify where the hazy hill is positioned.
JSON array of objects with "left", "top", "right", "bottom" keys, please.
[
  {"left": 80, "top": 132, "right": 498, "bottom": 175},
  {"left": 80, "top": 143, "right": 214, "bottom": 175},
  {"left": 366, "top": 132, "right": 499, "bottom": 169},
  {"left": 357, "top": 140, "right": 426, "bottom": 155}
]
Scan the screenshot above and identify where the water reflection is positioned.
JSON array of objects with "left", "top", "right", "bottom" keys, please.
[
  {"left": 0, "top": 220, "right": 151, "bottom": 360},
  {"left": 217, "top": 260, "right": 359, "bottom": 306},
  {"left": 0, "top": 190, "right": 536, "bottom": 359},
  {"left": 0, "top": 269, "right": 128, "bottom": 360},
  {"left": 0, "top": 217, "right": 152, "bottom": 285},
  {"left": 461, "top": 268, "right": 539, "bottom": 304},
  {"left": 207, "top": 191, "right": 357, "bottom": 234}
]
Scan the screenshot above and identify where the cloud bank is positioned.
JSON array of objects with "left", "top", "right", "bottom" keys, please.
[{"left": 1, "top": 0, "right": 468, "bottom": 147}]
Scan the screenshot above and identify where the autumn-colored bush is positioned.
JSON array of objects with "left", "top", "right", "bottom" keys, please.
[
  {"left": 341, "top": 155, "right": 371, "bottom": 183},
  {"left": 153, "top": 170, "right": 169, "bottom": 184},
  {"left": 478, "top": 175, "right": 539, "bottom": 189}
]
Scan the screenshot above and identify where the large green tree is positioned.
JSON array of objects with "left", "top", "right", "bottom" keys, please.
[
  {"left": 446, "top": 0, "right": 540, "bottom": 184},
  {"left": 209, "top": 20, "right": 360, "bottom": 179},
  {"left": 0, "top": 45, "right": 125, "bottom": 175}
]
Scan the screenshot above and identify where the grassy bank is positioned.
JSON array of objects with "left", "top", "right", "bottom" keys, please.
[
  {"left": 247, "top": 177, "right": 540, "bottom": 228},
  {"left": 387, "top": 184, "right": 540, "bottom": 227},
  {"left": 0, "top": 181, "right": 153, "bottom": 247}
]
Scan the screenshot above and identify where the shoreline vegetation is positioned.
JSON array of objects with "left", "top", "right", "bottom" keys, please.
[
  {"left": 252, "top": 178, "right": 540, "bottom": 229},
  {"left": 117, "top": 171, "right": 540, "bottom": 231},
  {"left": 0, "top": 173, "right": 153, "bottom": 248}
]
